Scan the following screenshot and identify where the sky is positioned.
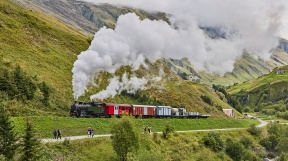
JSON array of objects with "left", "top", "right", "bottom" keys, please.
[{"left": 72, "top": 0, "right": 288, "bottom": 100}]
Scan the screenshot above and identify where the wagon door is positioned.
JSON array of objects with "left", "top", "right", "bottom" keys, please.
[
  {"left": 144, "top": 107, "right": 147, "bottom": 115},
  {"left": 114, "top": 105, "right": 119, "bottom": 115}
]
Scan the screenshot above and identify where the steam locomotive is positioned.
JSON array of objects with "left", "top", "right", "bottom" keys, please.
[{"left": 70, "top": 101, "right": 211, "bottom": 118}]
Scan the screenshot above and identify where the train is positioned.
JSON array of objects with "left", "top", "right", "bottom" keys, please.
[{"left": 70, "top": 101, "right": 211, "bottom": 118}]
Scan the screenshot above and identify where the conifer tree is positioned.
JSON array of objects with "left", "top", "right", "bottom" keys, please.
[
  {"left": 0, "top": 93, "right": 18, "bottom": 160},
  {"left": 39, "top": 81, "right": 50, "bottom": 105},
  {"left": 20, "top": 118, "right": 42, "bottom": 161}
]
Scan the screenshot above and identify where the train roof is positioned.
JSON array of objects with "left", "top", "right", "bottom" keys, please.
[
  {"left": 104, "top": 103, "right": 132, "bottom": 107},
  {"left": 156, "top": 106, "right": 173, "bottom": 108},
  {"left": 132, "top": 105, "right": 157, "bottom": 108}
]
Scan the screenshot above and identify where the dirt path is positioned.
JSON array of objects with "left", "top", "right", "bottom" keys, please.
[
  {"left": 42, "top": 119, "right": 268, "bottom": 143},
  {"left": 41, "top": 128, "right": 244, "bottom": 143}
]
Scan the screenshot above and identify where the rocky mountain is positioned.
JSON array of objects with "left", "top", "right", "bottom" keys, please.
[
  {"left": 13, "top": 0, "right": 288, "bottom": 87},
  {"left": 164, "top": 49, "right": 288, "bottom": 86},
  {"left": 12, "top": 0, "right": 168, "bottom": 35}
]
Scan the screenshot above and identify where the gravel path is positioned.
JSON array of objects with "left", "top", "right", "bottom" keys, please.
[{"left": 42, "top": 119, "right": 268, "bottom": 143}]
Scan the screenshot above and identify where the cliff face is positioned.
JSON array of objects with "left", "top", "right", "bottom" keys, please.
[{"left": 12, "top": 0, "right": 168, "bottom": 35}]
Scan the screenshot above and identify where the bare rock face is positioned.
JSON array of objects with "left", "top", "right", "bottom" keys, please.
[{"left": 12, "top": 0, "right": 167, "bottom": 35}]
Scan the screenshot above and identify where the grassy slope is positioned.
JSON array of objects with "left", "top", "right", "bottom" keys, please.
[
  {"left": 167, "top": 53, "right": 287, "bottom": 86},
  {"left": 0, "top": 0, "right": 90, "bottom": 111},
  {"left": 11, "top": 116, "right": 259, "bottom": 138},
  {"left": 227, "top": 65, "right": 288, "bottom": 114},
  {"left": 228, "top": 65, "right": 288, "bottom": 94},
  {"left": 78, "top": 62, "right": 238, "bottom": 117},
  {"left": 1, "top": 0, "right": 236, "bottom": 118},
  {"left": 41, "top": 128, "right": 261, "bottom": 161}
]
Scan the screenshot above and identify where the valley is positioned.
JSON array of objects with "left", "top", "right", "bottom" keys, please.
[{"left": 1, "top": 0, "right": 288, "bottom": 160}]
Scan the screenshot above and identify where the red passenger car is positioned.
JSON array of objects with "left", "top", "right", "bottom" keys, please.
[
  {"left": 104, "top": 103, "right": 132, "bottom": 117},
  {"left": 132, "top": 105, "right": 156, "bottom": 118}
]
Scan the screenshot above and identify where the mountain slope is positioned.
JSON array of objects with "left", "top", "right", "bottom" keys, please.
[
  {"left": 0, "top": 0, "right": 90, "bottom": 114},
  {"left": 227, "top": 65, "right": 288, "bottom": 119},
  {"left": 12, "top": 0, "right": 168, "bottom": 35},
  {"left": 164, "top": 50, "right": 288, "bottom": 86},
  {"left": 0, "top": 0, "right": 237, "bottom": 117},
  {"left": 13, "top": 0, "right": 288, "bottom": 87}
]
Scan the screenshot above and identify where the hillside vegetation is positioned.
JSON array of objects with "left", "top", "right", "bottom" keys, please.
[
  {"left": 11, "top": 116, "right": 258, "bottom": 138},
  {"left": 77, "top": 61, "right": 240, "bottom": 117},
  {"left": 0, "top": 0, "right": 237, "bottom": 117},
  {"left": 0, "top": 0, "right": 90, "bottom": 115},
  {"left": 24, "top": 117, "right": 288, "bottom": 161},
  {"left": 228, "top": 65, "right": 288, "bottom": 119},
  {"left": 165, "top": 51, "right": 288, "bottom": 86}
]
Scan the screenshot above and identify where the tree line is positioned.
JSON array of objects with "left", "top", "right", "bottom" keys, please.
[
  {"left": 0, "top": 64, "right": 51, "bottom": 106},
  {"left": 0, "top": 97, "right": 42, "bottom": 161}
]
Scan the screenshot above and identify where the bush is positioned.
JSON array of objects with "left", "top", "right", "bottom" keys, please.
[
  {"left": 240, "top": 136, "right": 253, "bottom": 149},
  {"left": 110, "top": 116, "right": 139, "bottom": 161},
  {"left": 202, "top": 132, "right": 224, "bottom": 152},
  {"left": 260, "top": 135, "right": 278, "bottom": 151},
  {"left": 201, "top": 95, "right": 213, "bottom": 105},
  {"left": 247, "top": 124, "right": 262, "bottom": 136},
  {"left": 225, "top": 138, "right": 245, "bottom": 161},
  {"left": 162, "top": 124, "right": 175, "bottom": 139},
  {"left": 277, "top": 152, "right": 288, "bottom": 161}
]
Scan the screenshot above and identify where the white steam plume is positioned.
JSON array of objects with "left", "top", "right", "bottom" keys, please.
[
  {"left": 73, "top": 0, "right": 288, "bottom": 99},
  {"left": 90, "top": 73, "right": 148, "bottom": 100}
]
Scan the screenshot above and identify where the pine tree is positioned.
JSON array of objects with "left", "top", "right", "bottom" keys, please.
[
  {"left": 39, "top": 81, "right": 50, "bottom": 105},
  {"left": 20, "top": 118, "right": 42, "bottom": 161},
  {"left": 0, "top": 93, "right": 18, "bottom": 160}
]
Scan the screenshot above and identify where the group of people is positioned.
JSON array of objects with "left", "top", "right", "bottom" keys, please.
[
  {"left": 144, "top": 126, "right": 152, "bottom": 133},
  {"left": 87, "top": 128, "right": 94, "bottom": 137},
  {"left": 53, "top": 129, "right": 62, "bottom": 139}
]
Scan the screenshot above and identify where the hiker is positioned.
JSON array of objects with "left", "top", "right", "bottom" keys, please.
[
  {"left": 91, "top": 129, "right": 94, "bottom": 137},
  {"left": 53, "top": 129, "right": 57, "bottom": 139},
  {"left": 57, "top": 129, "right": 62, "bottom": 139},
  {"left": 87, "top": 128, "right": 91, "bottom": 137},
  {"left": 148, "top": 126, "right": 152, "bottom": 133}
]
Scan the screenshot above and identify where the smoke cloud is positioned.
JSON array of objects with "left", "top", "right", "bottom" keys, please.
[
  {"left": 73, "top": 0, "right": 288, "bottom": 99},
  {"left": 90, "top": 73, "right": 148, "bottom": 100}
]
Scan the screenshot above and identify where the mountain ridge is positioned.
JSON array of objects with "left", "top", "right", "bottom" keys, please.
[
  {"left": 0, "top": 0, "right": 235, "bottom": 117},
  {"left": 13, "top": 0, "right": 288, "bottom": 86}
]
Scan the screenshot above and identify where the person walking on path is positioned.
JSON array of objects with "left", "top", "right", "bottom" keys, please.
[
  {"left": 148, "top": 126, "right": 152, "bottom": 133},
  {"left": 144, "top": 126, "right": 147, "bottom": 133},
  {"left": 53, "top": 129, "right": 57, "bottom": 139},
  {"left": 57, "top": 129, "right": 62, "bottom": 139},
  {"left": 87, "top": 128, "right": 91, "bottom": 137},
  {"left": 91, "top": 129, "right": 94, "bottom": 137}
]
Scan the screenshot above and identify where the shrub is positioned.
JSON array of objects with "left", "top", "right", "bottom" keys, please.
[
  {"left": 247, "top": 124, "right": 262, "bottom": 136},
  {"left": 162, "top": 124, "right": 175, "bottom": 139},
  {"left": 277, "top": 152, "right": 288, "bottom": 161},
  {"left": 110, "top": 116, "right": 139, "bottom": 161},
  {"left": 202, "top": 132, "right": 224, "bottom": 152},
  {"left": 240, "top": 136, "right": 253, "bottom": 149},
  {"left": 201, "top": 95, "right": 213, "bottom": 105},
  {"left": 260, "top": 135, "right": 278, "bottom": 150},
  {"left": 225, "top": 138, "right": 245, "bottom": 161}
]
